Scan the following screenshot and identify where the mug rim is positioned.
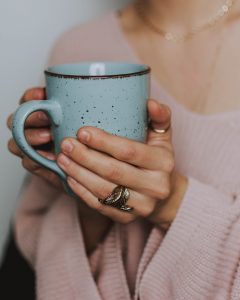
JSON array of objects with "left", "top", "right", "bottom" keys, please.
[{"left": 44, "top": 62, "right": 151, "bottom": 79}]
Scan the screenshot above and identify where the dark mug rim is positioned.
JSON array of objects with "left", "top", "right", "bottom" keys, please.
[{"left": 44, "top": 62, "right": 151, "bottom": 79}]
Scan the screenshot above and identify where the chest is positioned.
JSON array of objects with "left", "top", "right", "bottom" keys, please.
[
  {"left": 150, "top": 49, "right": 240, "bottom": 115},
  {"left": 129, "top": 23, "right": 240, "bottom": 115}
]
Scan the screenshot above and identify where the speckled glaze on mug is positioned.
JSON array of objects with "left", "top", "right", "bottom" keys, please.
[{"left": 12, "top": 62, "right": 150, "bottom": 187}]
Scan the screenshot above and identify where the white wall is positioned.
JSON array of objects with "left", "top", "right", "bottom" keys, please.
[{"left": 0, "top": 0, "right": 131, "bottom": 262}]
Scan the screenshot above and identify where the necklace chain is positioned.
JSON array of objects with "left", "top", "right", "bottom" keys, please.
[{"left": 135, "top": 0, "right": 236, "bottom": 42}]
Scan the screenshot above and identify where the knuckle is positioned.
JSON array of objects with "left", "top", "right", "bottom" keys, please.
[
  {"left": 118, "top": 145, "right": 136, "bottom": 161},
  {"left": 152, "top": 181, "right": 171, "bottom": 199},
  {"left": 95, "top": 186, "right": 111, "bottom": 201},
  {"left": 161, "top": 187, "right": 171, "bottom": 200},
  {"left": 140, "top": 203, "right": 156, "bottom": 218},
  {"left": 160, "top": 186, "right": 171, "bottom": 199},
  {"left": 107, "top": 163, "right": 122, "bottom": 181}
]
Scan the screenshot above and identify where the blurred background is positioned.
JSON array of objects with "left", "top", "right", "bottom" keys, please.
[{"left": 0, "top": 0, "right": 131, "bottom": 263}]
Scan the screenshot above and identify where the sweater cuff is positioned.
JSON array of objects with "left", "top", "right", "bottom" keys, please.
[{"left": 161, "top": 176, "right": 232, "bottom": 260}]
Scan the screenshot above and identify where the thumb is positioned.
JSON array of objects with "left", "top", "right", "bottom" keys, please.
[{"left": 147, "top": 99, "right": 172, "bottom": 145}]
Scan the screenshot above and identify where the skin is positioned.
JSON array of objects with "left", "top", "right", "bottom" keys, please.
[
  {"left": 120, "top": 0, "right": 240, "bottom": 115},
  {"left": 56, "top": 105, "right": 186, "bottom": 227},
  {"left": 7, "top": 88, "right": 187, "bottom": 248},
  {"left": 8, "top": 0, "right": 240, "bottom": 252},
  {"left": 7, "top": 89, "right": 114, "bottom": 253}
]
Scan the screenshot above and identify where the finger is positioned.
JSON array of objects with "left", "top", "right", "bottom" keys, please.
[
  {"left": 8, "top": 138, "right": 24, "bottom": 157},
  {"left": 7, "top": 112, "right": 50, "bottom": 130},
  {"left": 7, "top": 87, "right": 48, "bottom": 130},
  {"left": 59, "top": 139, "right": 170, "bottom": 199},
  {"left": 18, "top": 87, "right": 49, "bottom": 127},
  {"left": 59, "top": 139, "right": 146, "bottom": 190},
  {"left": 67, "top": 177, "right": 136, "bottom": 223},
  {"left": 22, "top": 151, "right": 56, "bottom": 172},
  {"left": 37, "top": 150, "right": 56, "bottom": 160},
  {"left": 34, "top": 168, "right": 63, "bottom": 190},
  {"left": 22, "top": 156, "right": 41, "bottom": 172},
  {"left": 57, "top": 153, "right": 155, "bottom": 218},
  {"left": 23, "top": 128, "right": 52, "bottom": 145},
  {"left": 147, "top": 99, "right": 172, "bottom": 145},
  {"left": 33, "top": 151, "right": 62, "bottom": 189},
  {"left": 8, "top": 129, "right": 52, "bottom": 158},
  {"left": 58, "top": 153, "right": 117, "bottom": 200},
  {"left": 148, "top": 99, "right": 171, "bottom": 130},
  {"left": 20, "top": 87, "right": 46, "bottom": 104},
  {"left": 20, "top": 151, "right": 62, "bottom": 190},
  {"left": 75, "top": 127, "right": 171, "bottom": 170}
]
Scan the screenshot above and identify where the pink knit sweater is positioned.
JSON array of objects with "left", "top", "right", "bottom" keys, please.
[{"left": 14, "top": 11, "right": 240, "bottom": 300}]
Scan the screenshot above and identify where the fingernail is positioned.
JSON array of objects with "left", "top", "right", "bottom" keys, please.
[
  {"left": 161, "top": 104, "right": 171, "bottom": 114},
  {"left": 78, "top": 130, "right": 90, "bottom": 142},
  {"left": 61, "top": 140, "right": 74, "bottom": 154},
  {"left": 68, "top": 177, "right": 77, "bottom": 185},
  {"left": 38, "top": 151, "right": 55, "bottom": 160},
  {"left": 58, "top": 154, "right": 70, "bottom": 166},
  {"left": 46, "top": 153, "right": 55, "bottom": 160},
  {"left": 39, "top": 130, "right": 51, "bottom": 138},
  {"left": 38, "top": 112, "right": 48, "bottom": 121}
]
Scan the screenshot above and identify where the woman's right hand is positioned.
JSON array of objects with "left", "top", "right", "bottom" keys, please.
[
  {"left": 7, "top": 87, "right": 64, "bottom": 190},
  {"left": 7, "top": 87, "right": 114, "bottom": 254}
]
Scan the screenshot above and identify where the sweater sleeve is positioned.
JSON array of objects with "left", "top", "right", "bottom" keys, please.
[
  {"left": 13, "top": 28, "right": 79, "bottom": 266},
  {"left": 14, "top": 175, "right": 60, "bottom": 266},
  {"left": 140, "top": 176, "right": 240, "bottom": 300}
]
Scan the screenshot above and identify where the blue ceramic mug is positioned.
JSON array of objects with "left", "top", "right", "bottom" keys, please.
[{"left": 12, "top": 62, "right": 150, "bottom": 187}]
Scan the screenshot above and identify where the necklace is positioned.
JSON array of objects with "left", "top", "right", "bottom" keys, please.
[
  {"left": 135, "top": 0, "right": 235, "bottom": 42},
  {"left": 130, "top": 10, "right": 229, "bottom": 113}
]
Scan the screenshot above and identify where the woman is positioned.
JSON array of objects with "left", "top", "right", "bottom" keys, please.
[{"left": 6, "top": 0, "right": 240, "bottom": 299}]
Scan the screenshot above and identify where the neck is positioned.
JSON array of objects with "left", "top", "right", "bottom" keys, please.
[{"left": 144, "top": 0, "right": 232, "bottom": 30}]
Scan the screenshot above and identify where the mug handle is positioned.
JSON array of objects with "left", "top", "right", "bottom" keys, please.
[{"left": 12, "top": 100, "right": 66, "bottom": 180}]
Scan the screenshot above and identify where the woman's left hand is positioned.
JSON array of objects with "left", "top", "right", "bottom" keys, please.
[{"left": 57, "top": 99, "right": 188, "bottom": 229}]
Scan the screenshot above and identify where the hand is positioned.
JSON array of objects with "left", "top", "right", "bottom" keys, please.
[
  {"left": 57, "top": 99, "right": 188, "bottom": 228},
  {"left": 6, "top": 87, "right": 63, "bottom": 190},
  {"left": 7, "top": 87, "right": 114, "bottom": 254}
]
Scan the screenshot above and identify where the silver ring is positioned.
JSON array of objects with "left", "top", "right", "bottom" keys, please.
[{"left": 98, "top": 185, "right": 133, "bottom": 212}]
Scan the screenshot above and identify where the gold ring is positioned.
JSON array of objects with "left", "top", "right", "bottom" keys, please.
[{"left": 98, "top": 185, "right": 133, "bottom": 212}]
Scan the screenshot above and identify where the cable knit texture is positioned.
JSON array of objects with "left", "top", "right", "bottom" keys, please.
[{"left": 14, "top": 11, "right": 240, "bottom": 300}]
